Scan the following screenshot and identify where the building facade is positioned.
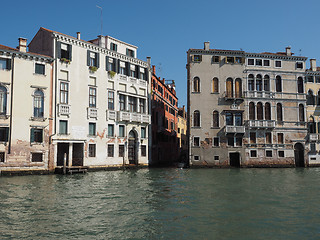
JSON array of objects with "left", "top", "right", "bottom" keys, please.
[
  {"left": 187, "top": 42, "right": 308, "bottom": 167},
  {"left": 177, "top": 106, "right": 187, "bottom": 162},
  {"left": 29, "top": 27, "right": 151, "bottom": 171}
]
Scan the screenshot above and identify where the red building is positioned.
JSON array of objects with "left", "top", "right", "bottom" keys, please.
[{"left": 151, "top": 65, "right": 179, "bottom": 166}]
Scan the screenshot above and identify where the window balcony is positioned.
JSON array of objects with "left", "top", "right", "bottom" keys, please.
[
  {"left": 119, "top": 75, "right": 127, "bottom": 81},
  {"left": 309, "top": 133, "right": 318, "bottom": 142},
  {"left": 106, "top": 110, "right": 116, "bottom": 121},
  {"left": 225, "top": 125, "right": 245, "bottom": 134},
  {"left": 87, "top": 107, "right": 98, "bottom": 119},
  {"left": 139, "top": 80, "right": 147, "bottom": 86},
  {"left": 223, "top": 92, "right": 244, "bottom": 101},
  {"left": 129, "top": 77, "right": 137, "bottom": 84},
  {"left": 247, "top": 120, "right": 275, "bottom": 128},
  {"left": 58, "top": 104, "right": 70, "bottom": 116},
  {"left": 118, "top": 111, "right": 151, "bottom": 124},
  {"left": 245, "top": 91, "right": 274, "bottom": 98}
]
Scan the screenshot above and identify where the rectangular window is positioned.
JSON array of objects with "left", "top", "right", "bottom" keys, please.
[
  {"left": 30, "top": 128, "right": 43, "bottom": 143},
  {"left": 256, "top": 59, "right": 262, "bottom": 66},
  {"left": 126, "top": 49, "right": 135, "bottom": 58},
  {"left": 194, "top": 137, "right": 200, "bottom": 147},
  {"left": 89, "top": 144, "right": 96, "bottom": 157},
  {"left": 108, "top": 144, "right": 114, "bottom": 157},
  {"left": 278, "top": 150, "right": 285, "bottom": 157},
  {"left": 278, "top": 133, "right": 284, "bottom": 144},
  {"left": 139, "top": 99, "right": 146, "bottom": 113},
  {"left": 119, "top": 145, "right": 124, "bottom": 157},
  {"left": 89, "top": 87, "right": 96, "bottom": 108},
  {"left": 140, "top": 72, "right": 145, "bottom": 80},
  {"left": 0, "top": 152, "right": 5, "bottom": 162},
  {"left": 275, "top": 60, "right": 282, "bottom": 68},
  {"left": 59, "top": 120, "right": 68, "bottom": 134},
  {"left": 60, "top": 43, "right": 71, "bottom": 60},
  {"left": 263, "top": 60, "right": 270, "bottom": 66},
  {"left": 35, "top": 63, "right": 45, "bottom": 75},
  {"left": 193, "top": 55, "right": 201, "bottom": 62},
  {"left": 60, "top": 82, "right": 69, "bottom": 104},
  {"left": 141, "top": 145, "right": 146, "bottom": 157},
  {"left": 119, "top": 94, "right": 126, "bottom": 111},
  {"left": 214, "top": 155, "right": 219, "bottom": 161},
  {"left": 194, "top": 155, "right": 200, "bottom": 161},
  {"left": 307, "top": 76, "right": 314, "bottom": 83},
  {"left": 88, "top": 51, "right": 97, "bottom": 67},
  {"left": 108, "top": 91, "right": 114, "bottom": 110},
  {"left": 250, "top": 150, "right": 257, "bottom": 158},
  {"left": 128, "top": 96, "right": 137, "bottom": 112},
  {"left": 141, "top": 127, "right": 146, "bottom": 138},
  {"left": 0, "top": 127, "right": 9, "bottom": 142},
  {"left": 89, "top": 123, "right": 96, "bottom": 136},
  {"left": 266, "top": 132, "right": 272, "bottom": 144},
  {"left": 250, "top": 132, "right": 256, "bottom": 144},
  {"left": 226, "top": 57, "right": 234, "bottom": 63},
  {"left": 248, "top": 59, "right": 254, "bottom": 65},
  {"left": 119, "top": 125, "right": 125, "bottom": 137},
  {"left": 266, "top": 150, "right": 273, "bottom": 157},
  {"left": 212, "top": 56, "right": 220, "bottom": 63},
  {"left": 0, "top": 58, "right": 11, "bottom": 70},
  {"left": 316, "top": 76, "right": 320, "bottom": 83},
  {"left": 235, "top": 137, "right": 242, "bottom": 147},
  {"left": 108, "top": 124, "right": 114, "bottom": 137},
  {"left": 235, "top": 57, "right": 242, "bottom": 64},
  {"left": 110, "top": 43, "right": 117, "bottom": 52},
  {"left": 213, "top": 137, "right": 219, "bottom": 147},
  {"left": 31, "top": 153, "right": 43, "bottom": 162},
  {"left": 310, "top": 143, "right": 316, "bottom": 153},
  {"left": 227, "top": 137, "right": 234, "bottom": 146},
  {"left": 296, "top": 62, "right": 303, "bottom": 69}
]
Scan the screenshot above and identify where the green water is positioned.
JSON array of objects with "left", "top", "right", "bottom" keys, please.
[{"left": 0, "top": 168, "right": 320, "bottom": 239}]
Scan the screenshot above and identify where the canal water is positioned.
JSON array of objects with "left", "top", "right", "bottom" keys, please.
[{"left": 1, "top": 168, "right": 320, "bottom": 239}]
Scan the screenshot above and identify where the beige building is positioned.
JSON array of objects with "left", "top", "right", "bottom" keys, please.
[
  {"left": 0, "top": 39, "right": 53, "bottom": 174},
  {"left": 29, "top": 27, "right": 151, "bottom": 171},
  {"left": 187, "top": 42, "right": 307, "bottom": 167}
]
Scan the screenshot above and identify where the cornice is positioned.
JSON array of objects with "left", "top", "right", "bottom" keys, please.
[{"left": 0, "top": 49, "right": 53, "bottom": 63}]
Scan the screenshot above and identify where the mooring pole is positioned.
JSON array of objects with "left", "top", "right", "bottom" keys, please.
[{"left": 63, "top": 153, "right": 67, "bottom": 175}]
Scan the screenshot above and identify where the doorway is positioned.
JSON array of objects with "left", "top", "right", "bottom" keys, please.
[
  {"left": 294, "top": 143, "right": 305, "bottom": 167},
  {"left": 230, "top": 152, "right": 240, "bottom": 167},
  {"left": 57, "top": 143, "right": 69, "bottom": 166},
  {"left": 128, "top": 130, "right": 137, "bottom": 165},
  {"left": 72, "top": 143, "right": 84, "bottom": 166}
]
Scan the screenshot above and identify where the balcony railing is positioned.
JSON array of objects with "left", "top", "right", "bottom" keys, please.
[
  {"left": 247, "top": 120, "right": 276, "bottom": 128},
  {"left": 309, "top": 133, "right": 318, "bottom": 142},
  {"left": 58, "top": 104, "right": 70, "bottom": 116},
  {"left": 223, "top": 92, "right": 244, "bottom": 100},
  {"left": 87, "top": 107, "right": 98, "bottom": 119},
  {"left": 225, "top": 125, "right": 245, "bottom": 134},
  {"left": 244, "top": 91, "right": 274, "bottom": 98},
  {"left": 129, "top": 77, "right": 137, "bottom": 84},
  {"left": 119, "top": 75, "right": 127, "bottom": 81},
  {"left": 106, "top": 110, "right": 116, "bottom": 121},
  {"left": 118, "top": 111, "right": 151, "bottom": 124}
]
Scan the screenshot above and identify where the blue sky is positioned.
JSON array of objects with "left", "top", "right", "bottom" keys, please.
[{"left": 1, "top": 0, "right": 320, "bottom": 106}]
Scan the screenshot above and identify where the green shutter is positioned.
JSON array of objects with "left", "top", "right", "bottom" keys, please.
[
  {"left": 5, "top": 127, "right": 9, "bottom": 142},
  {"left": 106, "top": 56, "right": 109, "bottom": 71},
  {"left": 135, "top": 65, "right": 139, "bottom": 79},
  {"left": 56, "top": 42, "right": 61, "bottom": 59},
  {"left": 30, "top": 128, "right": 35, "bottom": 143},
  {"left": 144, "top": 68, "right": 148, "bottom": 80},
  {"left": 125, "top": 62, "right": 130, "bottom": 76},
  {"left": 87, "top": 50, "right": 90, "bottom": 66},
  {"left": 68, "top": 44, "right": 72, "bottom": 61},
  {"left": 6, "top": 59, "right": 11, "bottom": 70},
  {"left": 96, "top": 53, "right": 100, "bottom": 68}
]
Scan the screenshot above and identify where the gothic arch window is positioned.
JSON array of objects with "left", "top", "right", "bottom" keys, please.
[
  {"left": 307, "top": 89, "right": 315, "bottom": 105},
  {"left": 299, "top": 104, "right": 304, "bottom": 123},
  {"left": 226, "top": 78, "right": 233, "bottom": 98},
  {"left": 235, "top": 78, "right": 242, "bottom": 98},
  {"left": 276, "top": 75, "right": 282, "bottom": 92},
  {"left": 256, "top": 74, "right": 262, "bottom": 91},
  {"left": 34, "top": 90, "right": 44, "bottom": 118},
  {"left": 297, "top": 77, "right": 304, "bottom": 94},
  {"left": 265, "top": 102, "right": 271, "bottom": 120},
  {"left": 308, "top": 116, "right": 316, "bottom": 133},
  {"left": 277, "top": 103, "right": 283, "bottom": 122},
  {"left": 257, "top": 102, "right": 263, "bottom": 120},
  {"left": 213, "top": 111, "right": 219, "bottom": 128},
  {"left": 249, "top": 102, "right": 255, "bottom": 120},
  {"left": 212, "top": 78, "right": 219, "bottom": 93},
  {"left": 248, "top": 74, "right": 254, "bottom": 91},
  {"left": 193, "top": 110, "right": 200, "bottom": 127},
  {"left": 193, "top": 77, "right": 200, "bottom": 92},
  {"left": 264, "top": 75, "right": 270, "bottom": 92},
  {"left": 0, "top": 85, "right": 7, "bottom": 115}
]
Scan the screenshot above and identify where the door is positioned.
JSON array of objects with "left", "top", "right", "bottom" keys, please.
[
  {"left": 294, "top": 143, "right": 305, "bottom": 167},
  {"left": 128, "top": 130, "right": 137, "bottom": 165},
  {"left": 230, "top": 152, "right": 240, "bottom": 167},
  {"left": 57, "top": 143, "right": 69, "bottom": 166},
  {"left": 72, "top": 143, "right": 84, "bottom": 166}
]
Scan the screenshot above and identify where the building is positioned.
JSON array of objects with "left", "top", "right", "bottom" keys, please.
[
  {"left": 187, "top": 42, "right": 308, "bottom": 167},
  {"left": 0, "top": 38, "right": 53, "bottom": 174},
  {"left": 29, "top": 27, "right": 151, "bottom": 171},
  {"left": 151, "top": 65, "right": 178, "bottom": 166},
  {"left": 177, "top": 106, "right": 187, "bottom": 162}
]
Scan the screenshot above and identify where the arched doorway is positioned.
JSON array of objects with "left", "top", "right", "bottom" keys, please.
[
  {"left": 128, "top": 130, "right": 137, "bottom": 165},
  {"left": 294, "top": 143, "right": 305, "bottom": 167}
]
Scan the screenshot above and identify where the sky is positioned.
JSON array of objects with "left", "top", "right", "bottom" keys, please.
[{"left": 1, "top": 0, "right": 320, "bottom": 107}]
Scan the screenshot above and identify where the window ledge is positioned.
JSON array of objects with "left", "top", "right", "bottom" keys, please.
[
  {"left": 0, "top": 114, "right": 10, "bottom": 119},
  {"left": 88, "top": 135, "right": 97, "bottom": 138},
  {"left": 58, "top": 133, "right": 70, "bottom": 136},
  {"left": 30, "top": 117, "right": 47, "bottom": 122},
  {"left": 191, "top": 92, "right": 201, "bottom": 94},
  {"left": 30, "top": 142, "right": 44, "bottom": 146},
  {"left": 192, "top": 127, "right": 201, "bottom": 129},
  {"left": 211, "top": 127, "right": 220, "bottom": 129},
  {"left": 33, "top": 73, "right": 46, "bottom": 77},
  {"left": 211, "top": 92, "right": 219, "bottom": 94}
]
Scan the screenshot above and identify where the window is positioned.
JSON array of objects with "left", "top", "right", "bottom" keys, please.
[
  {"left": 119, "top": 94, "right": 126, "bottom": 111},
  {"left": 227, "top": 137, "right": 234, "bottom": 146},
  {"left": 193, "top": 55, "right": 201, "bottom": 62},
  {"left": 214, "top": 155, "right": 219, "bottom": 160},
  {"left": 226, "top": 112, "right": 233, "bottom": 126},
  {"left": 30, "top": 128, "right": 43, "bottom": 143},
  {"left": 141, "top": 127, "right": 146, "bottom": 138},
  {"left": 266, "top": 150, "right": 272, "bottom": 157},
  {"left": 108, "top": 144, "right": 114, "bottom": 157},
  {"left": 266, "top": 132, "right": 272, "bottom": 144},
  {"left": 139, "top": 99, "right": 146, "bottom": 113},
  {"left": 212, "top": 111, "right": 219, "bottom": 128},
  {"left": 299, "top": 104, "right": 304, "bottom": 123},
  {"left": 256, "top": 59, "right": 262, "bottom": 66},
  {"left": 108, "top": 91, "right": 114, "bottom": 110},
  {"left": 278, "top": 151, "right": 285, "bottom": 157},
  {"left": 119, "top": 145, "right": 124, "bottom": 157},
  {"left": 248, "top": 59, "right": 254, "bottom": 65},
  {"left": 275, "top": 60, "right": 281, "bottom": 68},
  {"left": 256, "top": 75, "right": 262, "bottom": 91},
  {"left": 250, "top": 132, "right": 256, "bottom": 144},
  {"left": 307, "top": 90, "right": 315, "bottom": 105},
  {"left": 212, "top": 56, "right": 220, "bottom": 63},
  {"left": 141, "top": 145, "right": 147, "bottom": 157},
  {"left": 126, "top": 49, "right": 135, "bottom": 58},
  {"left": 89, "top": 88, "right": 97, "bottom": 108},
  {"left": 35, "top": 63, "right": 45, "bottom": 75},
  {"left": 235, "top": 137, "right": 242, "bottom": 147},
  {"left": 257, "top": 102, "right": 263, "bottom": 120},
  {"left": 0, "top": 86, "right": 7, "bottom": 115},
  {"left": 250, "top": 150, "right": 257, "bottom": 158},
  {"left": 278, "top": 133, "right": 284, "bottom": 144},
  {"left": 89, "top": 123, "right": 96, "bottom": 136},
  {"left": 193, "top": 110, "right": 200, "bottom": 127},
  {"left": 318, "top": 91, "right": 320, "bottom": 106},
  {"left": 235, "top": 57, "right": 243, "bottom": 64},
  {"left": 276, "top": 103, "right": 283, "bottom": 122},
  {"left": 89, "top": 144, "right": 96, "bottom": 157},
  {"left": 226, "top": 57, "right": 234, "bottom": 63},
  {"left": 226, "top": 78, "right": 233, "bottom": 98},
  {"left": 213, "top": 137, "right": 219, "bottom": 147},
  {"left": 265, "top": 103, "right": 271, "bottom": 120},
  {"left": 0, "top": 152, "right": 5, "bottom": 162},
  {"left": 33, "top": 90, "right": 44, "bottom": 118},
  {"left": 316, "top": 76, "right": 320, "bottom": 83},
  {"left": 60, "top": 43, "right": 72, "bottom": 60},
  {"left": 108, "top": 124, "right": 114, "bottom": 137},
  {"left": 308, "top": 117, "right": 316, "bottom": 133},
  {"left": 119, "top": 125, "right": 125, "bottom": 137},
  {"left": 264, "top": 75, "right": 270, "bottom": 91},
  {"left": 140, "top": 71, "right": 145, "bottom": 80},
  {"left": 194, "top": 137, "right": 200, "bottom": 147},
  {"left": 0, "top": 58, "right": 11, "bottom": 70},
  {"left": 31, "top": 153, "right": 43, "bottom": 162},
  {"left": 234, "top": 113, "right": 242, "bottom": 126},
  {"left": 211, "top": 77, "right": 219, "bottom": 93},
  {"left": 248, "top": 74, "right": 254, "bottom": 91},
  {"left": 193, "top": 77, "right": 200, "bottom": 92},
  {"left": 307, "top": 76, "right": 314, "bottom": 83},
  {"left": 263, "top": 60, "right": 270, "bottom": 66},
  {"left": 235, "top": 78, "right": 242, "bottom": 98},
  {"left": 110, "top": 43, "right": 117, "bottom": 52},
  {"left": 276, "top": 76, "right": 282, "bottom": 92},
  {"left": 310, "top": 143, "right": 316, "bottom": 153},
  {"left": 0, "top": 127, "right": 9, "bottom": 142},
  {"left": 107, "top": 57, "right": 116, "bottom": 72},
  {"left": 128, "top": 96, "right": 137, "bottom": 112},
  {"left": 249, "top": 102, "right": 255, "bottom": 120},
  {"left": 194, "top": 156, "right": 200, "bottom": 161},
  {"left": 60, "top": 82, "right": 69, "bottom": 104},
  {"left": 59, "top": 120, "right": 68, "bottom": 134},
  {"left": 296, "top": 62, "right": 303, "bottom": 69},
  {"left": 87, "top": 51, "right": 99, "bottom": 67}
]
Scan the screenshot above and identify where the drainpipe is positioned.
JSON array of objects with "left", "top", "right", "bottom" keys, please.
[{"left": 8, "top": 54, "right": 15, "bottom": 154}]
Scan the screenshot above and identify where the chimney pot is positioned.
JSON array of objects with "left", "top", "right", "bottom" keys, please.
[
  {"left": 98, "top": 35, "right": 105, "bottom": 48},
  {"left": 286, "top": 46, "right": 292, "bottom": 56},
  {"left": 18, "top": 37, "right": 27, "bottom": 53},
  {"left": 77, "top": 32, "right": 81, "bottom": 40},
  {"left": 310, "top": 59, "right": 317, "bottom": 71},
  {"left": 204, "top": 41, "right": 210, "bottom": 50}
]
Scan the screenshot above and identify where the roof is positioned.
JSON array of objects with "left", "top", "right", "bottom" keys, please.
[
  {"left": 0, "top": 44, "right": 17, "bottom": 51},
  {"left": 0, "top": 43, "right": 52, "bottom": 59}
]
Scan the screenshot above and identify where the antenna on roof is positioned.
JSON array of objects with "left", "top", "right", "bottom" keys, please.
[
  {"left": 158, "top": 63, "right": 162, "bottom": 75},
  {"left": 96, "top": 5, "right": 103, "bottom": 35},
  {"left": 299, "top": 49, "right": 302, "bottom": 56}
]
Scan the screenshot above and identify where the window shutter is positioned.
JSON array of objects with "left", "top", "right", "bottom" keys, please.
[
  {"left": 126, "top": 48, "right": 129, "bottom": 56},
  {"left": 116, "top": 59, "right": 120, "bottom": 73},
  {"left": 96, "top": 53, "right": 100, "bottom": 68},
  {"left": 6, "top": 59, "right": 11, "bottom": 70},
  {"left": 125, "top": 62, "right": 130, "bottom": 76},
  {"left": 5, "top": 127, "right": 9, "bottom": 142},
  {"left": 56, "top": 42, "right": 61, "bottom": 59},
  {"left": 30, "top": 128, "right": 35, "bottom": 143},
  {"left": 241, "top": 57, "right": 245, "bottom": 64},
  {"left": 190, "top": 56, "right": 193, "bottom": 62},
  {"left": 68, "top": 44, "right": 72, "bottom": 61},
  {"left": 135, "top": 65, "right": 139, "bottom": 79},
  {"left": 114, "top": 58, "right": 118, "bottom": 73},
  {"left": 106, "top": 56, "right": 109, "bottom": 71},
  {"left": 40, "top": 130, "right": 43, "bottom": 143},
  {"left": 144, "top": 68, "right": 148, "bottom": 80},
  {"left": 87, "top": 50, "right": 90, "bottom": 66}
]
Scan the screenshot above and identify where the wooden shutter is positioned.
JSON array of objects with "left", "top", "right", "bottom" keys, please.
[
  {"left": 56, "top": 42, "right": 61, "bottom": 59},
  {"left": 125, "top": 62, "right": 130, "bottom": 76},
  {"left": 113, "top": 58, "right": 117, "bottom": 72},
  {"left": 30, "top": 128, "right": 34, "bottom": 143},
  {"left": 96, "top": 53, "right": 100, "bottom": 68},
  {"left": 106, "top": 56, "right": 109, "bottom": 71},
  {"left": 135, "top": 65, "right": 139, "bottom": 79},
  {"left": 68, "top": 44, "right": 72, "bottom": 61},
  {"left": 87, "top": 50, "right": 90, "bottom": 66},
  {"left": 144, "top": 68, "right": 148, "bottom": 80},
  {"left": 5, "top": 127, "right": 9, "bottom": 142},
  {"left": 117, "top": 59, "right": 120, "bottom": 74},
  {"left": 6, "top": 59, "right": 11, "bottom": 70}
]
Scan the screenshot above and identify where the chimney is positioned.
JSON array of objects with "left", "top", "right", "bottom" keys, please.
[
  {"left": 286, "top": 46, "right": 292, "bottom": 56},
  {"left": 147, "top": 56, "right": 151, "bottom": 67},
  {"left": 204, "top": 41, "right": 210, "bottom": 50},
  {"left": 76, "top": 32, "right": 81, "bottom": 40},
  {"left": 152, "top": 65, "right": 156, "bottom": 74},
  {"left": 98, "top": 35, "right": 105, "bottom": 48},
  {"left": 310, "top": 59, "right": 317, "bottom": 71},
  {"left": 18, "top": 38, "right": 27, "bottom": 53}
]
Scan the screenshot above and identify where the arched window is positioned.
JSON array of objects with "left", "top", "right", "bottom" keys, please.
[
  {"left": 257, "top": 102, "right": 263, "bottom": 120},
  {"left": 249, "top": 102, "right": 255, "bottom": 120},
  {"left": 308, "top": 116, "right": 316, "bottom": 133},
  {"left": 276, "top": 75, "right": 282, "bottom": 92},
  {"left": 256, "top": 74, "right": 262, "bottom": 91},
  {"left": 193, "top": 77, "right": 200, "bottom": 92},
  {"left": 248, "top": 74, "right": 254, "bottom": 91},
  {"left": 235, "top": 78, "right": 242, "bottom": 98},
  {"left": 213, "top": 111, "right": 219, "bottom": 127},
  {"left": 265, "top": 102, "right": 271, "bottom": 120},
  {"left": 0, "top": 86, "right": 7, "bottom": 115},
  {"left": 299, "top": 104, "right": 304, "bottom": 123},
  {"left": 226, "top": 78, "right": 233, "bottom": 98},
  {"left": 212, "top": 78, "right": 219, "bottom": 93},
  {"left": 193, "top": 110, "right": 200, "bottom": 127},
  {"left": 297, "top": 77, "right": 304, "bottom": 93},
  {"left": 34, "top": 90, "right": 44, "bottom": 118},
  {"left": 277, "top": 103, "right": 283, "bottom": 122},
  {"left": 264, "top": 75, "right": 270, "bottom": 92},
  {"left": 307, "top": 90, "right": 315, "bottom": 105},
  {"left": 317, "top": 90, "right": 320, "bottom": 106}
]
